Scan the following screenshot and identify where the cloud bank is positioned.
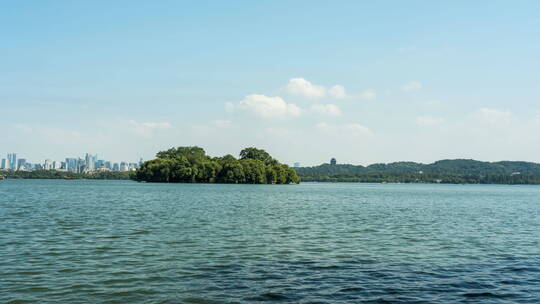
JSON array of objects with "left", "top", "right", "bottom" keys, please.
[
  {"left": 284, "top": 78, "right": 375, "bottom": 100},
  {"left": 228, "top": 94, "right": 301, "bottom": 119}
]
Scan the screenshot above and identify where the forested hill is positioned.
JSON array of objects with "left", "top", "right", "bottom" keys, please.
[{"left": 295, "top": 159, "right": 540, "bottom": 184}]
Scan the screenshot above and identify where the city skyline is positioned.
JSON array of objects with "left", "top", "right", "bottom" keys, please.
[{"left": 0, "top": 152, "right": 141, "bottom": 172}]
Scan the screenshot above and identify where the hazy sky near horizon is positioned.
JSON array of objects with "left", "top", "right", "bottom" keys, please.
[{"left": 1, "top": 1, "right": 540, "bottom": 165}]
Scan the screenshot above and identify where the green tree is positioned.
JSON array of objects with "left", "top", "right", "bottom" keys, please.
[
  {"left": 239, "top": 147, "right": 277, "bottom": 165},
  {"left": 157, "top": 146, "right": 208, "bottom": 164},
  {"left": 218, "top": 160, "right": 245, "bottom": 183},
  {"left": 286, "top": 167, "right": 300, "bottom": 184},
  {"left": 265, "top": 166, "right": 277, "bottom": 184},
  {"left": 240, "top": 158, "right": 266, "bottom": 184}
]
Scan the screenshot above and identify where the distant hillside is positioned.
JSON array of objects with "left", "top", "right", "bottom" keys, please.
[{"left": 294, "top": 159, "right": 540, "bottom": 184}]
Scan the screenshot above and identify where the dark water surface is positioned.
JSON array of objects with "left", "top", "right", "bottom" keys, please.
[{"left": 1, "top": 180, "right": 539, "bottom": 303}]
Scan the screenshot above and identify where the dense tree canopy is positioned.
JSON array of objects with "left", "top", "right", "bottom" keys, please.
[
  {"left": 239, "top": 147, "right": 277, "bottom": 166},
  {"left": 295, "top": 159, "right": 540, "bottom": 184},
  {"left": 134, "top": 146, "right": 300, "bottom": 184}
]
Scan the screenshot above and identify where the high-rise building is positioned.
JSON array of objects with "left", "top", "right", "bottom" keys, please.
[
  {"left": 112, "top": 163, "right": 120, "bottom": 171},
  {"left": 66, "top": 158, "right": 78, "bottom": 173},
  {"left": 44, "top": 159, "right": 52, "bottom": 170},
  {"left": 85, "top": 153, "right": 92, "bottom": 171},
  {"left": 1, "top": 159, "right": 7, "bottom": 169},
  {"left": 17, "top": 158, "right": 27, "bottom": 170},
  {"left": 293, "top": 162, "right": 300, "bottom": 168},
  {"left": 77, "top": 158, "right": 84, "bottom": 173},
  {"left": 8, "top": 153, "right": 17, "bottom": 170},
  {"left": 96, "top": 159, "right": 105, "bottom": 169},
  {"left": 85, "top": 153, "right": 99, "bottom": 171}
]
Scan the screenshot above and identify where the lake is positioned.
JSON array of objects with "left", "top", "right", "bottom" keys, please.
[{"left": 1, "top": 180, "right": 539, "bottom": 303}]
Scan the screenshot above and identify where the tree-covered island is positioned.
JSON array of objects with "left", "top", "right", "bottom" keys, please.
[{"left": 134, "top": 147, "right": 300, "bottom": 184}]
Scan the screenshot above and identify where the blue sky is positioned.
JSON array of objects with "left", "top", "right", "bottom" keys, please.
[{"left": 1, "top": 1, "right": 539, "bottom": 165}]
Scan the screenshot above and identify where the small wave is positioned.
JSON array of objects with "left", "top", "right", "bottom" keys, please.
[
  {"left": 95, "top": 246, "right": 114, "bottom": 251},
  {"left": 57, "top": 268, "right": 77, "bottom": 273},
  {"left": 463, "top": 292, "right": 515, "bottom": 299},
  {"left": 246, "top": 292, "right": 290, "bottom": 301},
  {"left": 6, "top": 299, "right": 33, "bottom": 304},
  {"left": 182, "top": 297, "right": 226, "bottom": 304},
  {"left": 339, "top": 286, "right": 364, "bottom": 292},
  {"left": 129, "top": 230, "right": 151, "bottom": 235}
]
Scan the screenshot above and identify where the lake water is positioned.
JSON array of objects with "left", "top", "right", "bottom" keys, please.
[{"left": 1, "top": 180, "right": 539, "bottom": 303}]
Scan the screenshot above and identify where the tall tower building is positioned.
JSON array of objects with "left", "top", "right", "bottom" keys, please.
[
  {"left": 77, "top": 158, "right": 84, "bottom": 173},
  {"left": 8, "top": 153, "right": 17, "bottom": 170},
  {"left": 85, "top": 153, "right": 90, "bottom": 170},
  {"left": 85, "top": 153, "right": 96, "bottom": 171}
]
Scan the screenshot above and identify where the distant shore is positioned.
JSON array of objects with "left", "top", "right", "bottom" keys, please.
[
  {"left": 294, "top": 159, "right": 540, "bottom": 185},
  {"left": 0, "top": 170, "right": 132, "bottom": 181},
  {"left": 2, "top": 174, "right": 540, "bottom": 185},
  {"left": 4, "top": 158, "right": 540, "bottom": 185},
  {"left": 299, "top": 177, "right": 540, "bottom": 185}
]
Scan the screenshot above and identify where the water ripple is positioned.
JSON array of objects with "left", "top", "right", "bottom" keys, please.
[{"left": 1, "top": 180, "right": 539, "bottom": 303}]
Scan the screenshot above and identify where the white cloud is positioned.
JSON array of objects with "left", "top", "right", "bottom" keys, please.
[
  {"left": 316, "top": 122, "right": 331, "bottom": 130},
  {"left": 212, "top": 120, "right": 232, "bottom": 128},
  {"left": 140, "top": 122, "right": 172, "bottom": 129},
  {"left": 416, "top": 115, "right": 444, "bottom": 126},
  {"left": 401, "top": 81, "right": 422, "bottom": 92},
  {"left": 328, "top": 85, "right": 346, "bottom": 98},
  {"left": 476, "top": 108, "right": 513, "bottom": 124},
  {"left": 342, "top": 123, "right": 374, "bottom": 136},
  {"left": 311, "top": 104, "right": 342, "bottom": 117},
  {"left": 284, "top": 78, "right": 326, "bottom": 99},
  {"left": 128, "top": 120, "right": 172, "bottom": 136},
  {"left": 358, "top": 89, "right": 377, "bottom": 100},
  {"left": 232, "top": 94, "right": 301, "bottom": 119},
  {"left": 283, "top": 77, "right": 375, "bottom": 100},
  {"left": 316, "top": 122, "right": 373, "bottom": 137}
]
